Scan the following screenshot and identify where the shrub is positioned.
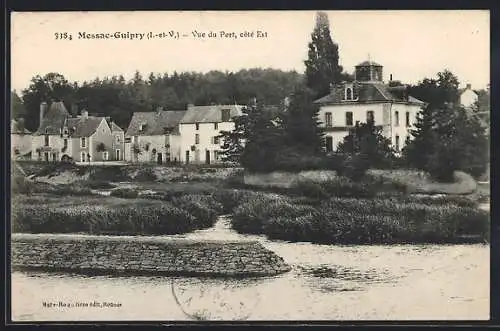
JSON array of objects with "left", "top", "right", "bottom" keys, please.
[
  {"left": 110, "top": 188, "right": 139, "bottom": 199},
  {"left": 11, "top": 202, "right": 204, "bottom": 235},
  {"left": 88, "top": 166, "right": 129, "bottom": 182},
  {"left": 229, "top": 195, "right": 490, "bottom": 244},
  {"left": 273, "top": 151, "right": 325, "bottom": 173},
  {"left": 134, "top": 167, "right": 157, "bottom": 182},
  {"left": 170, "top": 194, "right": 222, "bottom": 228},
  {"left": 232, "top": 197, "right": 315, "bottom": 234},
  {"left": 289, "top": 180, "right": 329, "bottom": 200},
  {"left": 264, "top": 215, "right": 314, "bottom": 242},
  {"left": 212, "top": 189, "right": 269, "bottom": 214},
  {"left": 81, "top": 180, "right": 115, "bottom": 190},
  {"left": 340, "top": 154, "right": 370, "bottom": 181}
]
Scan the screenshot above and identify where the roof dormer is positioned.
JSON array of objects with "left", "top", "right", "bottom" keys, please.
[{"left": 343, "top": 83, "right": 359, "bottom": 101}]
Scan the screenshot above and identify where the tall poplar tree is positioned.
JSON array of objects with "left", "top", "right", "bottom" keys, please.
[{"left": 304, "top": 11, "right": 345, "bottom": 99}]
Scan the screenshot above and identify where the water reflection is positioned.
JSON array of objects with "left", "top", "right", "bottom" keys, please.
[{"left": 11, "top": 217, "right": 490, "bottom": 321}]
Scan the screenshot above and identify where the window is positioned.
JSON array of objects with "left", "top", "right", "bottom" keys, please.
[
  {"left": 325, "top": 136, "right": 333, "bottom": 152},
  {"left": 395, "top": 111, "right": 400, "bottom": 127},
  {"left": 214, "top": 123, "right": 218, "bottom": 130},
  {"left": 103, "top": 151, "right": 109, "bottom": 161},
  {"left": 367, "top": 111, "right": 375, "bottom": 123},
  {"left": 45, "top": 128, "right": 50, "bottom": 134},
  {"left": 81, "top": 137, "right": 86, "bottom": 148},
  {"left": 345, "top": 87, "right": 353, "bottom": 100},
  {"left": 325, "top": 112, "right": 333, "bottom": 127},
  {"left": 116, "top": 135, "right": 121, "bottom": 143},
  {"left": 213, "top": 136, "right": 220, "bottom": 145},
  {"left": 81, "top": 152, "right": 86, "bottom": 162},
  {"left": 214, "top": 150, "right": 219, "bottom": 161},
  {"left": 195, "top": 134, "right": 200, "bottom": 144},
  {"left": 406, "top": 112, "right": 411, "bottom": 127},
  {"left": 221, "top": 109, "right": 231, "bottom": 122},
  {"left": 134, "top": 136, "right": 139, "bottom": 144},
  {"left": 44, "top": 135, "right": 49, "bottom": 146},
  {"left": 395, "top": 135, "right": 400, "bottom": 152},
  {"left": 195, "top": 123, "right": 200, "bottom": 130},
  {"left": 345, "top": 112, "right": 353, "bottom": 126},
  {"left": 63, "top": 139, "right": 68, "bottom": 148}
]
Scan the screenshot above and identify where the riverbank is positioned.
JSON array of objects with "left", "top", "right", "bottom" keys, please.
[
  {"left": 11, "top": 162, "right": 490, "bottom": 244},
  {"left": 11, "top": 226, "right": 489, "bottom": 321}
]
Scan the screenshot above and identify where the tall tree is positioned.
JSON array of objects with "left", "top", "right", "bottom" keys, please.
[
  {"left": 280, "top": 87, "right": 324, "bottom": 155},
  {"left": 304, "top": 11, "right": 346, "bottom": 99}
]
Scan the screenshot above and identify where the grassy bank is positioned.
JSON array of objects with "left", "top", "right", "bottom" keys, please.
[
  {"left": 231, "top": 195, "right": 489, "bottom": 244},
  {"left": 11, "top": 162, "right": 489, "bottom": 244},
  {"left": 12, "top": 193, "right": 221, "bottom": 236}
]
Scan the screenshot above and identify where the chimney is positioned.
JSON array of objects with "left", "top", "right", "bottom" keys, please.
[
  {"left": 466, "top": 83, "right": 472, "bottom": 89},
  {"left": 187, "top": 104, "right": 194, "bottom": 110},
  {"left": 81, "top": 109, "right": 88, "bottom": 120},
  {"left": 40, "top": 101, "right": 48, "bottom": 126},
  {"left": 390, "top": 74, "right": 393, "bottom": 81}
]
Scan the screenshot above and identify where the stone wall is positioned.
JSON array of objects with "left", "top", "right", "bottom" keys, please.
[{"left": 11, "top": 234, "right": 291, "bottom": 277}]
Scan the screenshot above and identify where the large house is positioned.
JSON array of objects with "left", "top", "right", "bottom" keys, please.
[
  {"left": 124, "top": 107, "right": 186, "bottom": 163},
  {"left": 459, "top": 84, "right": 479, "bottom": 109},
  {"left": 11, "top": 118, "right": 32, "bottom": 159},
  {"left": 32, "top": 101, "right": 123, "bottom": 163},
  {"left": 314, "top": 60, "right": 426, "bottom": 153},
  {"left": 178, "top": 104, "right": 243, "bottom": 164}
]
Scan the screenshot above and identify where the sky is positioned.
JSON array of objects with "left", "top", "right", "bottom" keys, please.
[{"left": 11, "top": 10, "right": 490, "bottom": 93}]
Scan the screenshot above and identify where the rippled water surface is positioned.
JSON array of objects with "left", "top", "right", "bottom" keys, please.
[{"left": 12, "top": 217, "right": 489, "bottom": 321}]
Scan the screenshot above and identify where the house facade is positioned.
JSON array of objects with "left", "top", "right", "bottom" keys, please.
[
  {"left": 124, "top": 108, "right": 186, "bottom": 164},
  {"left": 32, "top": 101, "right": 120, "bottom": 162},
  {"left": 110, "top": 122, "right": 125, "bottom": 161},
  {"left": 314, "top": 60, "right": 426, "bottom": 153},
  {"left": 459, "top": 84, "right": 479, "bottom": 109},
  {"left": 31, "top": 101, "right": 70, "bottom": 162},
  {"left": 11, "top": 118, "right": 32, "bottom": 159},
  {"left": 178, "top": 104, "right": 243, "bottom": 164}
]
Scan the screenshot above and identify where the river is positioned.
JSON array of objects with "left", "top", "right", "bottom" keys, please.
[{"left": 11, "top": 217, "right": 489, "bottom": 321}]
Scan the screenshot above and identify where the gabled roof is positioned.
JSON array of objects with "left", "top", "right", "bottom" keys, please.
[
  {"left": 11, "top": 119, "right": 31, "bottom": 134},
  {"left": 126, "top": 110, "right": 186, "bottom": 136},
  {"left": 459, "top": 87, "right": 479, "bottom": 95},
  {"left": 110, "top": 122, "right": 124, "bottom": 132},
  {"left": 180, "top": 105, "right": 243, "bottom": 124},
  {"left": 66, "top": 116, "right": 107, "bottom": 138},
  {"left": 34, "top": 101, "right": 69, "bottom": 135},
  {"left": 314, "top": 81, "right": 426, "bottom": 106}
]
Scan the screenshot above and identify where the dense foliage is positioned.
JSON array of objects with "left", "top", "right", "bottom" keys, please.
[
  {"left": 304, "top": 11, "right": 352, "bottom": 98},
  {"left": 16, "top": 69, "right": 304, "bottom": 132},
  {"left": 404, "top": 71, "right": 489, "bottom": 181}
]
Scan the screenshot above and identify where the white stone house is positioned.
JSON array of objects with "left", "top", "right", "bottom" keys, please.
[
  {"left": 31, "top": 101, "right": 119, "bottom": 162},
  {"left": 178, "top": 104, "right": 244, "bottom": 164},
  {"left": 124, "top": 108, "right": 186, "bottom": 164},
  {"left": 11, "top": 118, "right": 32, "bottom": 159},
  {"left": 314, "top": 60, "right": 426, "bottom": 154},
  {"left": 459, "top": 83, "right": 479, "bottom": 109}
]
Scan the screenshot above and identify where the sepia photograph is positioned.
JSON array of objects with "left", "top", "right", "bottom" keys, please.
[{"left": 10, "top": 10, "right": 490, "bottom": 321}]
